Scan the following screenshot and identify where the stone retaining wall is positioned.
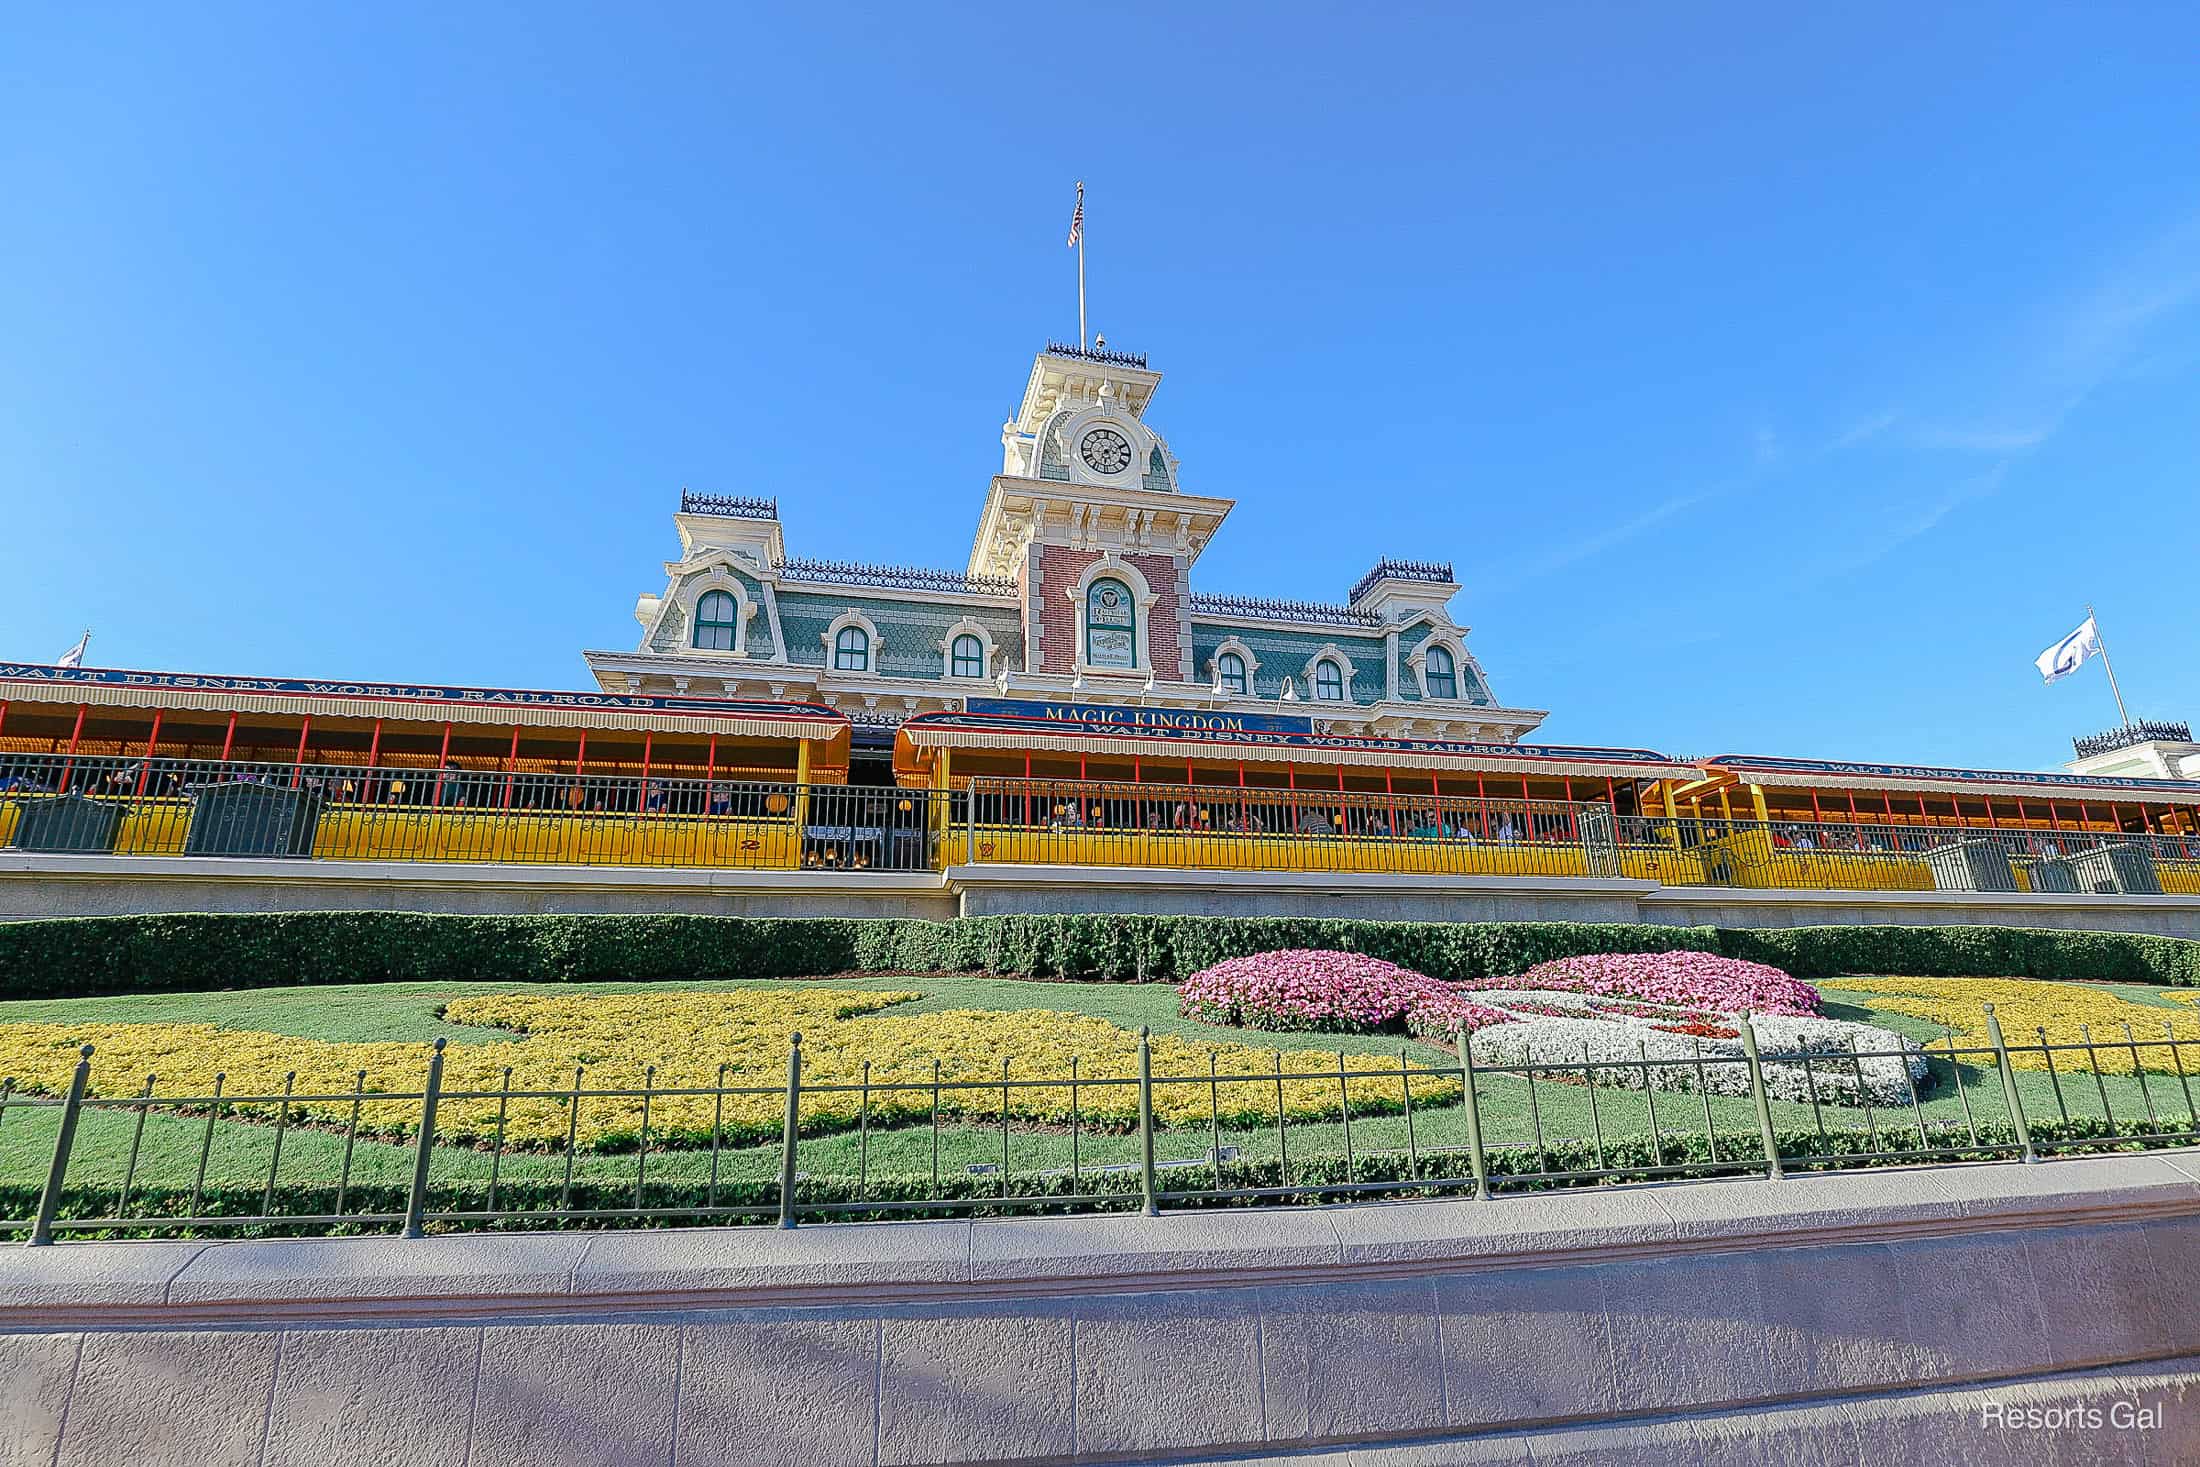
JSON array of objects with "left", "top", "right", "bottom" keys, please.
[{"left": 6, "top": 1152, "right": 2200, "bottom": 1465}]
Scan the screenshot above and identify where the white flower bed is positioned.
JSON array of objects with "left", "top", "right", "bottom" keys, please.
[{"left": 1461, "top": 989, "right": 1928, "bottom": 1109}]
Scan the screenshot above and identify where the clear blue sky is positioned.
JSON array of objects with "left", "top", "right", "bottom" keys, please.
[{"left": 4, "top": 4, "right": 2195, "bottom": 771}]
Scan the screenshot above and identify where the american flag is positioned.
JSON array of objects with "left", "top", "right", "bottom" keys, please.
[{"left": 1066, "top": 182, "right": 1084, "bottom": 248}]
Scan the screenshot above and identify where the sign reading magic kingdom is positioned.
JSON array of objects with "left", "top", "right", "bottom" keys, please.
[
  {"left": 0, "top": 664, "right": 842, "bottom": 721},
  {"left": 953, "top": 699, "right": 1675, "bottom": 765}
]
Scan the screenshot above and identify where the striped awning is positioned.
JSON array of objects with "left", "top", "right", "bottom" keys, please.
[
  {"left": 1704, "top": 754, "right": 2200, "bottom": 807},
  {"left": 0, "top": 664, "right": 849, "bottom": 743}
]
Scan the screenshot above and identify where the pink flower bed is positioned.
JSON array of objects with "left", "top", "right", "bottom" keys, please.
[
  {"left": 1178, "top": 950, "right": 1514, "bottom": 1037},
  {"left": 1464, "top": 951, "right": 1821, "bottom": 1017}
]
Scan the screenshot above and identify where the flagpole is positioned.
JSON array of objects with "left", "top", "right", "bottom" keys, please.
[
  {"left": 1076, "top": 180, "right": 1087, "bottom": 351},
  {"left": 2087, "top": 604, "right": 2133, "bottom": 728}
]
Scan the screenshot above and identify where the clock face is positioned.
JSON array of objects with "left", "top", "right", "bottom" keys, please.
[{"left": 1079, "top": 427, "right": 1134, "bottom": 475}]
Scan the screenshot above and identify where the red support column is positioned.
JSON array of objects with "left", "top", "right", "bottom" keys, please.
[
  {"left": 1522, "top": 775, "right": 1535, "bottom": 841},
  {"left": 2047, "top": 800, "right": 2062, "bottom": 831},
  {"left": 431, "top": 722, "right": 452, "bottom": 807},
  {"left": 133, "top": 710, "right": 164, "bottom": 797},
  {"left": 290, "top": 717, "right": 311, "bottom": 789},
  {"left": 220, "top": 712, "right": 238, "bottom": 761},
  {"left": 1563, "top": 778, "right": 1578, "bottom": 841},
  {"left": 362, "top": 719, "right": 382, "bottom": 803},
  {"left": 502, "top": 727, "right": 520, "bottom": 810},
  {"left": 1477, "top": 774, "right": 1490, "bottom": 839},
  {"left": 640, "top": 731, "right": 653, "bottom": 815},
  {"left": 56, "top": 704, "right": 87, "bottom": 789},
  {"left": 703, "top": 734, "right": 717, "bottom": 815}
]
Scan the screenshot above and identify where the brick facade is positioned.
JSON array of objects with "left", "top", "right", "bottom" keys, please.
[{"left": 1028, "top": 546, "right": 1187, "bottom": 678}]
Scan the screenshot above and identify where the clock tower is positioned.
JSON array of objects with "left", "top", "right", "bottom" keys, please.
[{"left": 971, "top": 344, "right": 1235, "bottom": 685}]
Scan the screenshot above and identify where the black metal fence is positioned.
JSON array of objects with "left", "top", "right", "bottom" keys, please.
[
  {"left": 8, "top": 1006, "right": 2196, "bottom": 1242},
  {"left": 6, "top": 754, "right": 2197, "bottom": 893},
  {"left": 960, "top": 777, "right": 2200, "bottom": 894},
  {"left": 0, "top": 752, "right": 945, "bottom": 871}
]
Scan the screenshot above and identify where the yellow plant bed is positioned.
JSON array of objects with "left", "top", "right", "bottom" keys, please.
[
  {"left": 1822, "top": 977, "right": 2200, "bottom": 1075},
  {"left": 0, "top": 989, "right": 1457, "bottom": 1147}
]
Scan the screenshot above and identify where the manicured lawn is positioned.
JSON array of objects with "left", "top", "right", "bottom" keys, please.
[{"left": 3, "top": 974, "right": 2191, "bottom": 1224}]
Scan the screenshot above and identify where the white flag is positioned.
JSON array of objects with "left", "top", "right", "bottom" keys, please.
[
  {"left": 54, "top": 631, "right": 89, "bottom": 669},
  {"left": 2035, "top": 617, "right": 2100, "bottom": 684}
]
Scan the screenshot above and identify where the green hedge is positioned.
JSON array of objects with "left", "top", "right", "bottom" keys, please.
[{"left": 0, "top": 911, "right": 2196, "bottom": 1001}]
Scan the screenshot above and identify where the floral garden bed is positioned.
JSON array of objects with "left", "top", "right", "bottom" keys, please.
[
  {"left": 0, "top": 988, "right": 1457, "bottom": 1147},
  {"left": 1178, "top": 947, "right": 1927, "bottom": 1106}
]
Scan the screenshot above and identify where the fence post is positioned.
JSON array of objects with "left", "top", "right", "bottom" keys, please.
[
  {"left": 1459, "top": 1034, "right": 1489, "bottom": 1202},
  {"left": 29, "top": 1045, "right": 93, "bottom": 1247},
  {"left": 965, "top": 787, "right": 976, "bottom": 865},
  {"left": 1136, "top": 1026, "right": 1160, "bottom": 1217},
  {"left": 402, "top": 1038, "right": 446, "bottom": 1238},
  {"left": 1983, "top": 1004, "right": 2038, "bottom": 1163},
  {"left": 778, "top": 1032, "right": 803, "bottom": 1229},
  {"left": 1739, "top": 1018, "right": 1783, "bottom": 1180}
]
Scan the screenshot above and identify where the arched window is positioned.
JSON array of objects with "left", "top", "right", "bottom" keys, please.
[
  {"left": 950, "top": 633, "right": 985, "bottom": 679},
  {"left": 1085, "top": 577, "right": 1136, "bottom": 670},
  {"left": 833, "top": 625, "right": 870, "bottom": 672},
  {"left": 1424, "top": 645, "right": 1458, "bottom": 699},
  {"left": 1313, "top": 659, "right": 1346, "bottom": 702},
  {"left": 692, "top": 590, "right": 739, "bottom": 651},
  {"left": 1217, "top": 651, "right": 1248, "bottom": 696}
]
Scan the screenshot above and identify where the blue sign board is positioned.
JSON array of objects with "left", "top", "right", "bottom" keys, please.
[
  {"left": 964, "top": 697, "right": 1315, "bottom": 737},
  {"left": 944, "top": 701, "right": 1674, "bottom": 765},
  {"left": 1711, "top": 753, "right": 2200, "bottom": 796}
]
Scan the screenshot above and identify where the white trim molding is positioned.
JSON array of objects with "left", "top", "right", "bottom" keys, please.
[{"left": 821, "top": 609, "right": 883, "bottom": 675}]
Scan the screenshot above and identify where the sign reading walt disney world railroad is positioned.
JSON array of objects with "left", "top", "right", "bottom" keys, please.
[
  {"left": 955, "top": 699, "right": 1674, "bottom": 765},
  {"left": 0, "top": 663, "right": 840, "bottom": 720}
]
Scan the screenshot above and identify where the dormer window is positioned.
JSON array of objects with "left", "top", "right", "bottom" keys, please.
[
  {"left": 951, "top": 633, "right": 985, "bottom": 679},
  {"left": 1313, "top": 659, "right": 1346, "bottom": 702},
  {"left": 692, "top": 590, "right": 739, "bottom": 652},
  {"left": 1425, "top": 645, "right": 1458, "bottom": 699},
  {"left": 1217, "top": 651, "right": 1248, "bottom": 696},
  {"left": 833, "top": 625, "right": 870, "bottom": 672}
]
